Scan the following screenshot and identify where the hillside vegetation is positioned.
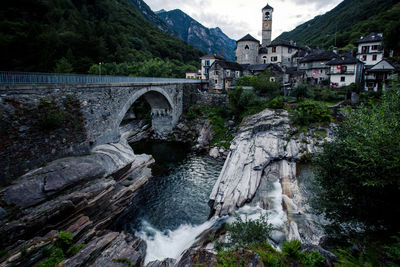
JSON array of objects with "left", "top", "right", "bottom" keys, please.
[
  {"left": 0, "top": 0, "right": 203, "bottom": 74},
  {"left": 278, "top": 0, "right": 400, "bottom": 49}
]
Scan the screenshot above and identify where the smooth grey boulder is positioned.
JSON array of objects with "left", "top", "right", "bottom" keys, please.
[{"left": 2, "top": 139, "right": 137, "bottom": 208}]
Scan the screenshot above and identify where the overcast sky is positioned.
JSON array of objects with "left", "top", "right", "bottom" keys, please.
[{"left": 144, "top": 0, "right": 343, "bottom": 41}]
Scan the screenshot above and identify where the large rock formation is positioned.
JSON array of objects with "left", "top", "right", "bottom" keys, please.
[
  {"left": 209, "top": 108, "right": 329, "bottom": 245},
  {"left": 0, "top": 138, "right": 154, "bottom": 266}
]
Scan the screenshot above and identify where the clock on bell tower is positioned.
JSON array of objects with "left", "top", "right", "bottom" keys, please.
[{"left": 262, "top": 4, "right": 273, "bottom": 47}]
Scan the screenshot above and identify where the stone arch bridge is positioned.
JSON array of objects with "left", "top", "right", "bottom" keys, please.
[{"left": 0, "top": 72, "right": 203, "bottom": 146}]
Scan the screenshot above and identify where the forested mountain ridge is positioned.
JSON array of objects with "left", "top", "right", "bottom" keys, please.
[
  {"left": 0, "top": 0, "right": 203, "bottom": 74},
  {"left": 277, "top": 0, "right": 400, "bottom": 49},
  {"left": 157, "top": 9, "right": 236, "bottom": 61}
]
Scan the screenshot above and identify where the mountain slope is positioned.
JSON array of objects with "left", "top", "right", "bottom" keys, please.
[
  {"left": 277, "top": 0, "right": 400, "bottom": 48},
  {"left": 128, "top": 0, "right": 176, "bottom": 36},
  {"left": 158, "top": 9, "right": 236, "bottom": 61},
  {"left": 0, "top": 0, "right": 203, "bottom": 73}
]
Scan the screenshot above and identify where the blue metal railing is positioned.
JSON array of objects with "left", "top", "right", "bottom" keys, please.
[{"left": 0, "top": 71, "right": 202, "bottom": 85}]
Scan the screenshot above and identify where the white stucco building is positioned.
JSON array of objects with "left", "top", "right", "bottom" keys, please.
[
  {"left": 355, "top": 33, "right": 384, "bottom": 67},
  {"left": 326, "top": 54, "right": 364, "bottom": 87}
]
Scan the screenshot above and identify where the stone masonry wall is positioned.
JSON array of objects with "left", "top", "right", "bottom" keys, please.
[
  {"left": 182, "top": 85, "right": 228, "bottom": 112},
  {"left": 0, "top": 83, "right": 200, "bottom": 184}
]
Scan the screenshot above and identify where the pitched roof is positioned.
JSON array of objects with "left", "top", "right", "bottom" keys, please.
[
  {"left": 244, "top": 63, "right": 283, "bottom": 73},
  {"left": 354, "top": 33, "right": 383, "bottom": 44},
  {"left": 200, "top": 54, "right": 225, "bottom": 60},
  {"left": 299, "top": 50, "right": 340, "bottom": 63},
  {"left": 326, "top": 54, "right": 361, "bottom": 65},
  {"left": 262, "top": 4, "right": 273, "bottom": 10},
  {"left": 259, "top": 47, "right": 268, "bottom": 54},
  {"left": 269, "top": 39, "right": 299, "bottom": 48},
  {"left": 366, "top": 59, "right": 397, "bottom": 73},
  {"left": 237, "top": 34, "right": 260, "bottom": 43},
  {"left": 213, "top": 60, "right": 243, "bottom": 71}
]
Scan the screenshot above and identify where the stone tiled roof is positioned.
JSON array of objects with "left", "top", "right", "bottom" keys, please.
[
  {"left": 269, "top": 39, "right": 298, "bottom": 48},
  {"left": 214, "top": 60, "right": 243, "bottom": 71},
  {"left": 244, "top": 63, "right": 283, "bottom": 73},
  {"left": 299, "top": 50, "right": 340, "bottom": 63},
  {"left": 262, "top": 4, "right": 273, "bottom": 10},
  {"left": 200, "top": 54, "right": 225, "bottom": 60},
  {"left": 326, "top": 54, "right": 361, "bottom": 65},
  {"left": 354, "top": 33, "right": 383, "bottom": 44},
  {"left": 259, "top": 47, "right": 268, "bottom": 54},
  {"left": 237, "top": 34, "right": 260, "bottom": 43}
]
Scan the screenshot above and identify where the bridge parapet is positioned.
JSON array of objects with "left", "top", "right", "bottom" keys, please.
[{"left": 0, "top": 71, "right": 201, "bottom": 86}]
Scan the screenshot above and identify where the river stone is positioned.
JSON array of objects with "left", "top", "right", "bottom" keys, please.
[
  {"left": 197, "top": 120, "right": 213, "bottom": 148},
  {"left": 90, "top": 232, "right": 146, "bottom": 267},
  {"left": 147, "top": 258, "right": 176, "bottom": 267},
  {"left": 209, "top": 147, "right": 219, "bottom": 158}
]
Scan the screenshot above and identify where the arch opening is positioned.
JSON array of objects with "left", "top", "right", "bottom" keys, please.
[{"left": 118, "top": 88, "right": 175, "bottom": 142}]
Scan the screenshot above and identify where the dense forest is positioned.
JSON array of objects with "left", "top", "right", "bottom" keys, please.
[
  {"left": 278, "top": 0, "right": 400, "bottom": 50},
  {"left": 0, "top": 0, "right": 203, "bottom": 76}
]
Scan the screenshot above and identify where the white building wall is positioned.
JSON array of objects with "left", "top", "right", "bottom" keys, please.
[{"left": 357, "top": 41, "right": 384, "bottom": 66}]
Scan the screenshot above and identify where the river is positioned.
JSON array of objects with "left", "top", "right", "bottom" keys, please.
[{"left": 113, "top": 141, "right": 225, "bottom": 263}]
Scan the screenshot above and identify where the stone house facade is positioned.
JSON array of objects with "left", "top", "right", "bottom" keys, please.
[
  {"left": 208, "top": 60, "right": 243, "bottom": 90},
  {"left": 298, "top": 50, "right": 340, "bottom": 85},
  {"left": 200, "top": 54, "right": 225, "bottom": 80}
]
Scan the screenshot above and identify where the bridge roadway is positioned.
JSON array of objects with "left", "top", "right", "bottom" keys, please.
[{"left": 0, "top": 71, "right": 204, "bottom": 145}]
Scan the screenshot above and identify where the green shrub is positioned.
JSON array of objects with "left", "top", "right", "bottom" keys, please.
[
  {"left": 38, "top": 248, "right": 65, "bottom": 267},
  {"left": 226, "top": 214, "right": 273, "bottom": 247},
  {"left": 282, "top": 240, "right": 302, "bottom": 258},
  {"left": 56, "top": 231, "right": 73, "bottom": 250},
  {"left": 268, "top": 97, "right": 284, "bottom": 109},
  {"left": 292, "top": 100, "right": 332, "bottom": 126},
  {"left": 38, "top": 98, "right": 66, "bottom": 130}
]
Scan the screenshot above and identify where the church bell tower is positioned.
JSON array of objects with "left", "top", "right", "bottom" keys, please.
[{"left": 262, "top": 4, "right": 273, "bottom": 47}]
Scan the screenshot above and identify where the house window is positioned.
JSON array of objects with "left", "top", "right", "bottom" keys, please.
[
  {"left": 288, "top": 58, "right": 291, "bottom": 62},
  {"left": 226, "top": 70, "right": 230, "bottom": 76},
  {"left": 372, "top": 54, "right": 377, "bottom": 61},
  {"left": 271, "top": 56, "right": 278, "bottom": 62},
  {"left": 215, "top": 79, "right": 218, "bottom": 84},
  {"left": 245, "top": 45, "right": 249, "bottom": 50},
  {"left": 272, "top": 47, "right": 277, "bottom": 53},
  {"left": 372, "top": 45, "right": 378, "bottom": 50},
  {"left": 204, "top": 68, "right": 208, "bottom": 74},
  {"left": 215, "top": 70, "right": 219, "bottom": 75},
  {"left": 288, "top": 48, "right": 292, "bottom": 53},
  {"left": 362, "top": 55, "right": 367, "bottom": 61},
  {"left": 361, "top": 46, "right": 369, "bottom": 53},
  {"left": 341, "top": 76, "right": 345, "bottom": 82},
  {"left": 206, "top": 60, "right": 210, "bottom": 66}
]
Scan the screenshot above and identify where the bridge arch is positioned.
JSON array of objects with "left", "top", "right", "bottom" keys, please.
[{"left": 116, "top": 87, "right": 177, "bottom": 137}]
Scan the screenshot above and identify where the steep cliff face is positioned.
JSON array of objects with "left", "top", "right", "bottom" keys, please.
[
  {"left": 158, "top": 9, "right": 236, "bottom": 61},
  {"left": 128, "top": 0, "right": 176, "bottom": 36}
]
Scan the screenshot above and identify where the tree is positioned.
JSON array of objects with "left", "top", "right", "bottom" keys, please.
[
  {"left": 53, "top": 57, "right": 73, "bottom": 73},
  {"left": 312, "top": 87, "right": 400, "bottom": 232}
]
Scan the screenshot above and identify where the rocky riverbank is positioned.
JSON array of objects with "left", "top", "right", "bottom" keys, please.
[{"left": 0, "top": 138, "right": 154, "bottom": 266}]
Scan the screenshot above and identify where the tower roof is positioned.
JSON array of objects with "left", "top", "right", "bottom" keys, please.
[
  {"left": 262, "top": 4, "right": 273, "bottom": 10},
  {"left": 237, "top": 34, "right": 260, "bottom": 43}
]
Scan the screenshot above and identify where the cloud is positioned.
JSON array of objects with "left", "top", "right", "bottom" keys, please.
[{"left": 144, "top": 0, "right": 343, "bottom": 40}]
